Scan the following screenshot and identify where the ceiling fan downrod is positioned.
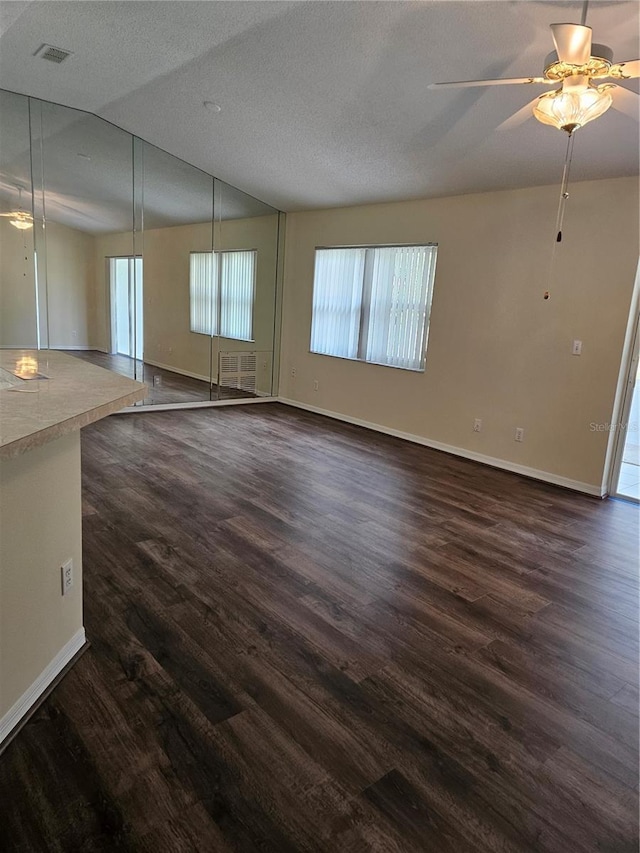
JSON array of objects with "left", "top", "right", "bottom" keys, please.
[{"left": 581, "top": 0, "right": 589, "bottom": 27}]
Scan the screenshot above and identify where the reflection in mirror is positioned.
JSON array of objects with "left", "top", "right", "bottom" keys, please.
[
  {"left": 0, "top": 91, "right": 37, "bottom": 348},
  {"left": 138, "top": 141, "right": 214, "bottom": 404},
  {"left": 2, "top": 87, "right": 282, "bottom": 406},
  {"left": 213, "top": 180, "right": 280, "bottom": 399},
  {"left": 29, "top": 98, "right": 136, "bottom": 381}
]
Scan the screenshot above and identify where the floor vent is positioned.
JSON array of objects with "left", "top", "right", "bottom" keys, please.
[
  {"left": 219, "top": 351, "right": 257, "bottom": 393},
  {"left": 34, "top": 44, "right": 73, "bottom": 64}
]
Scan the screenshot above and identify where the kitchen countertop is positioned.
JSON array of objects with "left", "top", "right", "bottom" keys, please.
[{"left": 0, "top": 350, "right": 146, "bottom": 460}]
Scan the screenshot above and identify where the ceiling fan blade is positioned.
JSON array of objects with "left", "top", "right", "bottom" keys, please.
[
  {"left": 429, "top": 76, "right": 550, "bottom": 90},
  {"left": 609, "top": 59, "right": 640, "bottom": 80},
  {"left": 550, "top": 23, "right": 592, "bottom": 65},
  {"left": 610, "top": 84, "right": 640, "bottom": 120},
  {"left": 495, "top": 96, "right": 541, "bottom": 131}
]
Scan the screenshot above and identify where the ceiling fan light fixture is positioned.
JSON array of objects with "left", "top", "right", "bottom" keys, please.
[
  {"left": 9, "top": 217, "right": 33, "bottom": 230},
  {"left": 533, "top": 83, "right": 613, "bottom": 132}
]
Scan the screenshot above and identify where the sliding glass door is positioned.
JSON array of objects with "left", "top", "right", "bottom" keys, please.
[{"left": 110, "top": 257, "right": 143, "bottom": 361}]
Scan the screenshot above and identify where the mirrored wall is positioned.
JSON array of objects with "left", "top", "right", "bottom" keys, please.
[
  {"left": 0, "top": 91, "right": 37, "bottom": 349},
  {"left": 0, "top": 89, "right": 282, "bottom": 405}
]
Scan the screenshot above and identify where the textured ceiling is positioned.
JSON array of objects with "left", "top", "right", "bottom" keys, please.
[{"left": 0, "top": 0, "right": 638, "bottom": 212}]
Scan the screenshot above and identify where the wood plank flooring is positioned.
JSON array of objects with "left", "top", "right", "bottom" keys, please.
[{"left": 1, "top": 403, "right": 638, "bottom": 851}]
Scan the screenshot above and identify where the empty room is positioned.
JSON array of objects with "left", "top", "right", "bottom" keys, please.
[{"left": 0, "top": 1, "right": 638, "bottom": 850}]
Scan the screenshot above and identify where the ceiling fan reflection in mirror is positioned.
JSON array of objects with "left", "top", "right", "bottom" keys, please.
[
  {"left": 429, "top": 1, "right": 639, "bottom": 298},
  {"left": 0, "top": 187, "right": 34, "bottom": 230}
]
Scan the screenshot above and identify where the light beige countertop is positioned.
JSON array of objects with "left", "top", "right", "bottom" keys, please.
[{"left": 0, "top": 350, "right": 146, "bottom": 460}]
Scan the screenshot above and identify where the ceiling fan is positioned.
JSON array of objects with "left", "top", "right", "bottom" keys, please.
[
  {"left": 430, "top": 4, "right": 639, "bottom": 296},
  {"left": 0, "top": 187, "right": 33, "bottom": 230},
  {"left": 429, "top": 15, "right": 639, "bottom": 134}
]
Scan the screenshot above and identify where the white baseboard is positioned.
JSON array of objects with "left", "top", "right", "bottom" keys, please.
[
  {"left": 277, "top": 397, "right": 604, "bottom": 497},
  {"left": 0, "top": 344, "right": 38, "bottom": 349},
  {"left": 0, "top": 628, "right": 86, "bottom": 746},
  {"left": 141, "top": 358, "right": 273, "bottom": 399},
  {"left": 0, "top": 346, "right": 108, "bottom": 353},
  {"left": 119, "top": 396, "right": 276, "bottom": 413},
  {"left": 49, "top": 345, "right": 94, "bottom": 351},
  {"left": 144, "top": 357, "right": 210, "bottom": 384}
]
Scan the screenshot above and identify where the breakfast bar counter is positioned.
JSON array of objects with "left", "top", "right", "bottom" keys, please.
[
  {"left": 0, "top": 350, "right": 146, "bottom": 745},
  {"left": 0, "top": 350, "right": 146, "bottom": 459}
]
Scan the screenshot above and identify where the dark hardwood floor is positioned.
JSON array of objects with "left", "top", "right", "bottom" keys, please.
[
  {"left": 63, "top": 350, "right": 256, "bottom": 405},
  {"left": 1, "top": 403, "right": 638, "bottom": 851}
]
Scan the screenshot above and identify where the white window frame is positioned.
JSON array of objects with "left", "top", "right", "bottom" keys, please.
[{"left": 310, "top": 243, "right": 438, "bottom": 372}]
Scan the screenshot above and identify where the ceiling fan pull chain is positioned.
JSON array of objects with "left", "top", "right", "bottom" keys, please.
[
  {"left": 544, "top": 131, "right": 576, "bottom": 300},
  {"left": 555, "top": 130, "right": 575, "bottom": 244}
]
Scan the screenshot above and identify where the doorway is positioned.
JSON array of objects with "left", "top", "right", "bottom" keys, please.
[
  {"left": 109, "top": 257, "right": 143, "bottom": 360},
  {"left": 612, "top": 309, "right": 640, "bottom": 501}
]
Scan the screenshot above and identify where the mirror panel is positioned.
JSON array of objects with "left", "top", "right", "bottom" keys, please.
[
  {"left": 214, "top": 179, "right": 280, "bottom": 399},
  {"left": 0, "top": 91, "right": 37, "bottom": 348},
  {"left": 0, "top": 87, "right": 282, "bottom": 405},
  {"left": 31, "top": 99, "right": 136, "bottom": 381},
  {"left": 139, "top": 141, "right": 214, "bottom": 404}
]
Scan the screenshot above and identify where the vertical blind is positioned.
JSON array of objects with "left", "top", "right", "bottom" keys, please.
[
  {"left": 310, "top": 245, "right": 437, "bottom": 371},
  {"left": 190, "top": 252, "right": 216, "bottom": 335},
  {"left": 310, "top": 248, "right": 365, "bottom": 358},
  {"left": 190, "top": 250, "right": 256, "bottom": 341}
]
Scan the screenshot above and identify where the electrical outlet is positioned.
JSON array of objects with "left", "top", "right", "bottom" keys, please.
[
  {"left": 61, "top": 559, "right": 73, "bottom": 596},
  {"left": 515, "top": 427, "right": 524, "bottom": 442},
  {"left": 473, "top": 418, "right": 482, "bottom": 433},
  {"left": 313, "top": 380, "right": 319, "bottom": 391},
  {"left": 153, "top": 374, "right": 162, "bottom": 386},
  {"left": 291, "top": 368, "right": 297, "bottom": 378},
  {"left": 572, "top": 339, "right": 582, "bottom": 356}
]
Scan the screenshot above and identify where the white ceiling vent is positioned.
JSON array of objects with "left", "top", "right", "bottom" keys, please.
[{"left": 34, "top": 44, "right": 72, "bottom": 64}]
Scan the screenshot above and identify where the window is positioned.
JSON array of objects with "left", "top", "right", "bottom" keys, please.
[
  {"left": 189, "top": 250, "right": 256, "bottom": 341},
  {"left": 190, "top": 252, "right": 215, "bottom": 335},
  {"left": 310, "top": 244, "right": 437, "bottom": 371}
]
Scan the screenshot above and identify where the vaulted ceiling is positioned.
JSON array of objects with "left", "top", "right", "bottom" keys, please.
[{"left": 0, "top": 0, "right": 638, "bottom": 212}]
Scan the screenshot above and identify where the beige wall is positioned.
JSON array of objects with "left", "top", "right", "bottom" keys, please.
[
  {"left": 0, "top": 218, "right": 98, "bottom": 350},
  {"left": 279, "top": 177, "right": 639, "bottom": 491},
  {"left": 0, "top": 218, "right": 38, "bottom": 348},
  {"left": 0, "top": 432, "right": 83, "bottom": 722},
  {"left": 141, "top": 221, "right": 213, "bottom": 379},
  {"left": 46, "top": 221, "right": 97, "bottom": 349}
]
